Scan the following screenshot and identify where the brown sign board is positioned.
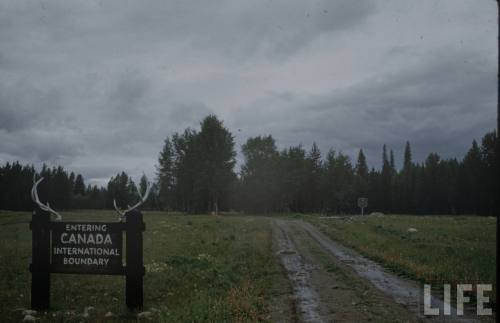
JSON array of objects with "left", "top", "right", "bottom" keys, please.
[{"left": 30, "top": 209, "right": 144, "bottom": 310}]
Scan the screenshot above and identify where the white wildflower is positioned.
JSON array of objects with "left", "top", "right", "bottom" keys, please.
[
  {"left": 137, "top": 311, "right": 152, "bottom": 319},
  {"left": 23, "top": 315, "right": 36, "bottom": 322}
]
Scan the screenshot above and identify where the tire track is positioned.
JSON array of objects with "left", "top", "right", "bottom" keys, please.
[{"left": 272, "top": 220, "right": 326, "bottom": 323}]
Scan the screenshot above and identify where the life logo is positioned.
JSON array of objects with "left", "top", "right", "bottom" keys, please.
[{"left": 422, "top": 283, "right": 493, "bottom": 317}]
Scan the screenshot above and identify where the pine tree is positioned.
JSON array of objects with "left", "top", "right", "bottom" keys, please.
[
  {"left": 424, "top": 152, "right": 441, "bottom": 213},
  {"left": 127, "top": 177, "right": 138, "bottom": 204},
  {"left": 74, "top": 174, "right": 86, "bottom": 196},
  {"left": 52, "top": 166, "right": 71, "bottom": 209},
  {"left": 193, "top": 115, "right": 236, "bottom": 214},
  {"left": 139, "top": 174, "right": 148, "bottom": 197},
  {"left": 324, "top": 150, "right": 354, "bottom": 214},
  {"left": 278, "top": 146, "right": 308, "bottom": 212},
  {"left": 355, "top": 149, "right": 369, "bottom": 179},
  {"left": 380, "top": 144, "right": 393, "bottom": 212},
  {"left": 240, "top": 135, "right": 279, "bottom": 212},
  {"left": 389, "top": 149, "right": 396, "bottom": 174},
  {"left": 172, "top": 129, "right": 197, "bottom": 213},
  {"left": 69, "top": 172, "right": 75, "bottom": 191},
  {"left": 107, "top": 171, "right": 132, "bottom": 209},
  {"left": 354, "top": 149, "right": 369, "bottom": 206},
  {"left": 156, "top": 137, "right": 174, "bottom": 210},
  {"left": 479, "top": 131, "right": 498, "bottom": 215},
  {"left": 306, "top": 142, "right": 323, "bottom": 212},
  {"left": 403, "top": 141, "right": 412, "bottom": 172},
  {"left": 139, "top": 174, "right": 155, "bottom": 210},
  {"left": 459, "top": 140, "right": 483, "bottom": 214},
  {"left": 400, "top": 141, "right": 415, "bottom": 213}
]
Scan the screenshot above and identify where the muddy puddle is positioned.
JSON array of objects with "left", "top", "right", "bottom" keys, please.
[{"left": 273, "top": 220, "right": 325, "bottom": 323}]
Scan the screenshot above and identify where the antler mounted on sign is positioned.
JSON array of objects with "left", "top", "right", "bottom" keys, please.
[
  {"left": 31, "top": 175, "right": 63, "bottom": 221},
  {"left": 114, "top": 177, "right": 152, "bottom": 222}
]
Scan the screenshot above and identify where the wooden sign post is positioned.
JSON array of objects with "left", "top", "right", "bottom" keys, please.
[
  {"left": 125, "top": 210, "right": 144, "bottom": 309},
  {"left": 30, "top": 210, "right": 50, "bottom": 310},
  {"left": 30, "top": 208, "right": 145, "bottom": 310}
]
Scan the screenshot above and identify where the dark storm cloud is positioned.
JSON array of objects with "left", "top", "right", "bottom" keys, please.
[
  {"left": 108, "top": 74, "right": 150, "bottom": 114},
  {"left": 231, "top": 44, "right": 495, "bottom": 168},
  {"left": 331, "top": 52, "right": 493, "bottom": 113},
  {"left": 0, "top": 0, "right": 375, "bottom": 64},
  {"left": 0, "top": 81, "right": 63, "bottom": 133},
  {"left": 0, "top": 0, "right": 496, "bottom": 184},
  {"left": 113, "top": 0, "right": 375, "bottom": 60},
  {"left": 1, "top": 128, "right": 82, "bottom": 162}
]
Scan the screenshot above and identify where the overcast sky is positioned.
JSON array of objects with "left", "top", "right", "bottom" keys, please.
[{"left": 0, "top": 0, "right": 497, "bottom": 186}]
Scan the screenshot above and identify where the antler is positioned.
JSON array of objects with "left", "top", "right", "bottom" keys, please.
[
  {"left": 114, "top": 177, "right": 152, "bottom": 221},
  {"left": 31, "top": 175, "right": 62, "bottom": 221}
]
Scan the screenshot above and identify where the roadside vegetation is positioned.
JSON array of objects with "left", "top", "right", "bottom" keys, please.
[{"left": 302, "top": 214, "right": 497, "bottom": 306}]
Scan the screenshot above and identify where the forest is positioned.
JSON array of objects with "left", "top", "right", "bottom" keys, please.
[{"left": 0, "top": 115, "right": 497, "bottom": 216}]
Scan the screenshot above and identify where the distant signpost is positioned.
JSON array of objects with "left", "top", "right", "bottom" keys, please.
[{"left": 357, "top": 197, "right": 368, "bottom": 216}]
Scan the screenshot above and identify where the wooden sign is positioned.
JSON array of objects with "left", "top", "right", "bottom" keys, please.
[{"left": 30, "top": 208, "right": 145, "bottom": 310}]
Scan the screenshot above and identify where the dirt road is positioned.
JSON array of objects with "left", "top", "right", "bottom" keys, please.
[{"left": 272, "top": 219, "right": 484, "bottom": 323}]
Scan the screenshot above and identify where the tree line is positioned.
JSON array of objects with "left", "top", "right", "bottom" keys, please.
[
  {"left": 0, "top": 164, "right": 158, "bottom": 211},
  {"left": 156, "top": 115, "right": 498, "bottom": 216},
  {"left": 0, "top": 115, "right": 497, "bottom": 215}
]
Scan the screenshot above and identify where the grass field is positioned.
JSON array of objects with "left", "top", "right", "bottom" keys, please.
[
  {"left": 301, "top": 214, "right": 497, "bottom": 305},
  {"left": 0, "top": 210, "right": 496, "bottom": 321},
  {"left": 0, "top": 210, "right": 288, "bottom": 322}
]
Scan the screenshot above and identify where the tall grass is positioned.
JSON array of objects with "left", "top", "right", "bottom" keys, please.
[{"left": 0, "top": 210, "right": 283, "bottom": 322}]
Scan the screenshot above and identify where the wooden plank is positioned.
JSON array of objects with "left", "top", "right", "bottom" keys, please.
[{"left": 50, "top": 264, "right": 125, "bottom": 275}]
